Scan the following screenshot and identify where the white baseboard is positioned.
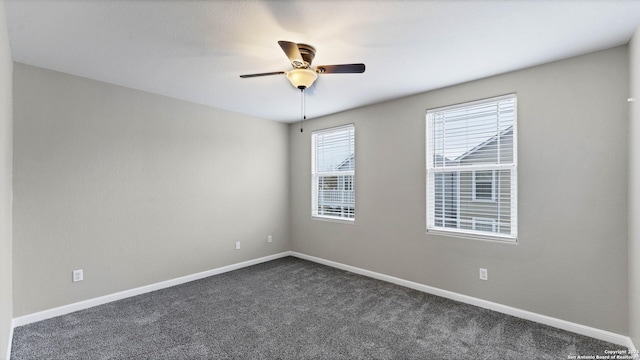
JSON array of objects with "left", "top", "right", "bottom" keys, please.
[
  {"left": 10, "top": 250, "right": 635, "bottom": 353},
  {"left": 12, "top": 251, "right": 292, "bottom": 328},
  {"left": 290, "top": 251, "right": 633, "bottom": 348}
]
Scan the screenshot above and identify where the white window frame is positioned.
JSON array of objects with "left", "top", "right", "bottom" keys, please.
[
  {"left": 426, "top": 94, "right": 517, "bottom": 242},
  {"left": 311, "top": 124, "right": 355, "bottom": 222}
]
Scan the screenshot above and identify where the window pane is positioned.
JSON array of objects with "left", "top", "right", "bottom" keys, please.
[
  {"left": 315, "top": 128, "right": 355, "bottom": 172},
  {"left": 316, "top": 174, "right": 355, "bottom": 219},
  {"left": 431, "top": 97, "right": 515, "bottom": 167}
]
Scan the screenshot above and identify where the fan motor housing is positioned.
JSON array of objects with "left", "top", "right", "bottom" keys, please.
[{"left": 297, "top": 43, "right": 316, "bottom": 67}]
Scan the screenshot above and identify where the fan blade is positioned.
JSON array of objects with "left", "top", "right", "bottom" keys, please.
[
  {"left": 278, "top": 40, "right": 304, "bottom": 67},
  {"left": 316, "top": 63, "right": 365, "bottom": 74},
  {"left": 239, "top": 71, "right": 285, "bottom": 78}
]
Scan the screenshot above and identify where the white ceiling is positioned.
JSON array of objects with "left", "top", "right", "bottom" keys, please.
[{"left": 5, "top": 0, "right": 640, "bottom": 123}]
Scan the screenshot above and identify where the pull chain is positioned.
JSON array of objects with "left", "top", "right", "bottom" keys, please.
[{"left": 300, "top": 88, "right": 306, "bottom": 132}]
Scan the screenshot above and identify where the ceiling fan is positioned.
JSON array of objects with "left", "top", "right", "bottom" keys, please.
[{"left": 240, "top": 40, "right": 365, "bottom": 90}]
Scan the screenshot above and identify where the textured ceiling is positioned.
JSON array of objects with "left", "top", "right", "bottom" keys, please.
[{"left": 5, "top": 0, "right": 640, "bottom": 123}]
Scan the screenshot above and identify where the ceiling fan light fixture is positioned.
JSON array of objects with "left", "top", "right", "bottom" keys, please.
[{"left": 286, "top": 68, "right": 318, "bottom": 89}]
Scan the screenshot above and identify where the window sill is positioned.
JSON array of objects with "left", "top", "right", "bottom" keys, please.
[
  {"left": 312, "top": 215, "right": 355, "bottom": 225},
  {"left": 426, "top": 228, "right": 517, "bottom": 244}
]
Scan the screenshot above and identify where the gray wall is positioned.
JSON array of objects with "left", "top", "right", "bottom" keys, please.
[
  {"left": 629, "top": 26, "right": 640, "bottom": 349},
  {"left": 12, "top": 63, "right": 290, "bottom": 316},
  {"left": 0, "top": 0, "right": 12, "bottom": 358},
  {"left": 290, "top": 46, "right": 629, "bottom": 334}
]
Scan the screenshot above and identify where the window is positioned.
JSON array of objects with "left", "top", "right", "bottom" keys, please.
[
  {"left": 472, "top": 218, "right": 497, "bottom": 232},
  {"left": 473, "top": 170, "right": 495, "bottom": 202},
  {"left": 312, "top": 125, "right": 355, "bottom": 220},
  {"left": 426, "top": 94, "right": 517, "bottom": 241}
]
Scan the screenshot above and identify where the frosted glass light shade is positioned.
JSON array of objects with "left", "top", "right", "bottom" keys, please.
[{"left": 286, "top": 68, "right": 318, "bottom": 89}]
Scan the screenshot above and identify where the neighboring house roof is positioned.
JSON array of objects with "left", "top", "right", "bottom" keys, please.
[
  {"left": 455, "top": 125, "right": 513, "bottom": 162},
  {"left": 434, "top": 154, "right": 458, "bottom": 167},
  {"left": 336, "top": 153, "right": 355, "bottom": 171}
]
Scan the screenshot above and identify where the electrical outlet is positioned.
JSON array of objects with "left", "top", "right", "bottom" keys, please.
[
  {"left": 235, "top": 241, "right": 241, "bottom": 250},
  {"left": 73, "top": 269, "right": 83, "bottom": 282},
  {"left": 267, "top": 235, "right": 272, "bottom": 243},
  {"left": 479, "top": 268, "right": 488, "bottom": 281}
]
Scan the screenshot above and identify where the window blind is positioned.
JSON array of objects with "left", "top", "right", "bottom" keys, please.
[
  {"left": 312, "top": 124, "right": 355, "bottom": 220},
  {"left": 426, "top": 94, "right": 517, "bottom": 240}
]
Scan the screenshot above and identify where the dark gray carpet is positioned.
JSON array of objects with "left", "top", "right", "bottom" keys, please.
[{"left": 11, "top": 256, "right": 627, "bottom": 359}]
